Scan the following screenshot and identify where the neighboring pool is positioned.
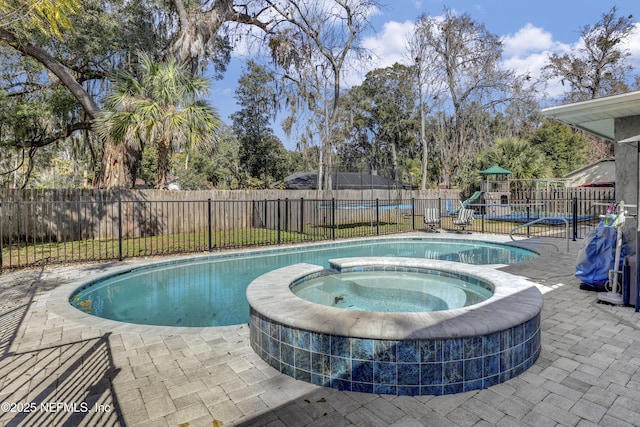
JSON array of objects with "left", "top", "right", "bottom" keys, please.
[
  {"left": 316, "top": 203, "right": 414, "bottom": 210},
  {"left": 70, "top": 237, "right": 537, "bottom": 327}
]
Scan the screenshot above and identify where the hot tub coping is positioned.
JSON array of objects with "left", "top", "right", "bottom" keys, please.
[{"left": 246, "top": 257, "right": 543, "bottom": 340}]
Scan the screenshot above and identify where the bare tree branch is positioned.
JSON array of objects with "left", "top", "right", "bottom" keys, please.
[{"left": 0, "top": 27, "right": 100, "bottom": 119}]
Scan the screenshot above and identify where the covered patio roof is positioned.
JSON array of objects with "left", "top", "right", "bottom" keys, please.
[{"left": 541, "top": 90, "right": 640, "bottom": 141}]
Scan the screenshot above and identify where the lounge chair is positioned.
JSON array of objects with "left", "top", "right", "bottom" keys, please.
[
  {"left": 453, "top": 207, "right": 474, "bottom": 233},
  {"left": 423, "top": 208, "right": 440, "bottom": 232}
]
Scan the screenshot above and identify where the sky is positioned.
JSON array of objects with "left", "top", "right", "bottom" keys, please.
[{"left": 208, "top": 0, "right": 640, "bottom": 150}]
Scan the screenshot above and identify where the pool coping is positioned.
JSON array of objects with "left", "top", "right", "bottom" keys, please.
[
  {"left": 44, "top": 232, "right": 536, "bottom": 336},
  {"left": 246, "top": 257, "right": 543, "bottom": 340}
]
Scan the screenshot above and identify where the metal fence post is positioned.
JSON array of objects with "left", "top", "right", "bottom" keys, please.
[
  {"left": 285, "top": 198, "right": 289, "bottom": 232},
  {"left": 264, "top": 199, "right": 267, "bottom": 229},
  {"left": 299, "top": 198, "right": 304, "bottom": 235},
  {"left": 376, "top": 198, "right": 380, "bottom": 235},
  {"left": 118, "top": 197, "right": 123, "bottom": 261},
  {"left": 526, "top": 198, "right": 531, "bottom": 238},
  {"left": 572, "top": 197, "right": 578, "bottom": 241},
  {"left": 208, "top": 198, "right": 212, "bottom": 251},
  {"left": 277, "top": 199, "right": 281, "bottom": 244},
  {"left": 331, "top": 198, "right": 336, "bottom": 240},
  {"left": 411, "top": 197, "right": 415, "bottom": 230}
]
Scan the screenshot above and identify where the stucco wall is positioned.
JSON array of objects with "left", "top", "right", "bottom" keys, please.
[{"left": 615, "top": 116, "right": 640, "bottom": 251}]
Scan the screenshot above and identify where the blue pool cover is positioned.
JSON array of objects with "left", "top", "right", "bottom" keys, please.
[{"left": 485, "top": 212, "right": 597, "bottom": 224}]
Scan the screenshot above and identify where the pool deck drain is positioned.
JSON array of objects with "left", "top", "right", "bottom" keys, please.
[{"left": 1, "top": 233, "right": 640, "bottom": 426}]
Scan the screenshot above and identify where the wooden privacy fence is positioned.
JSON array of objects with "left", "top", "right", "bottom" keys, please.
[
  {"left": 0, "top": 188, "right": 461, "bottom": 242},
  {"left": 512, "top": 187, "right": 616, "bottom": 214}
]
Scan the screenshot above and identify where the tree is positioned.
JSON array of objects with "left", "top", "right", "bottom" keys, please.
[
  {"left": 0, "top": 0, "right": 164, "bottom": 187},
  {"left": 339, "top": 63, "right": 418, "bottom": 181},
  {"left": 529, "top": 121, "right": 588, "bottom": 177},
  {"left": 266, "top": 0, "right": 382, "bottom": 191},
  {"left": 0, "top": 0, "right": 89, "bottom": 187},
  {"left": 94, "top": 53, "right": 220, "bottom": 189},
  {"left": 0, "top": 0, "right": 271, "bottom": 188},
  {"left": 0, "top": 4, "right": 98, "bottom": 118},
  {"left": 408, "top": 19, "right": 448, "bottom": 190},
  {"left": 411, "top": 10, "right": 529, "bottom": 187},
  {"left": 168, "top": 0, "right": 269, "bottom": 69},
  {"left": 477, "top": 137, "right": 551, "bottom": 181},
  {"left": 207, "top": 124, "right": 244, "bottom": 189},
  {"left": 231, "top": 61, "right": 288, "bottom": 186},
  {"left": 543, "top": 7, "right": 636, "bottom": 161},
  {"left": 460, "top": 136, "right": 551, "bottom": 194},
  {"left": 545, "top": 6, "right": 636, "bottom": 102},
  {"left": 0, "top": 0, "right": 81, "bottom": 38},
  {"left": 1, "top": 1, "right": 388, "bottom": 189}
]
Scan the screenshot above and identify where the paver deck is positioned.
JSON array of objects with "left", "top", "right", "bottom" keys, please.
[{"left": 1, "top": 234, "right": 640, "bottom": 426}]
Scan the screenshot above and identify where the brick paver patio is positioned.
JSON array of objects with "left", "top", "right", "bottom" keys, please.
[{"left": 1, "top": 234, "right": 640, "bottom": 426}]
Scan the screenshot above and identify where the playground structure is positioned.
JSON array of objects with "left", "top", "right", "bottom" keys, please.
[
  {"left": 451, "top": 167, "right": 606, "bottom": 228},
  {"left": 451, "top": 165, "right": 512, "bottom": 216},
  {"left": 479, "top": 165, "right": 512, "bottom": 216}
]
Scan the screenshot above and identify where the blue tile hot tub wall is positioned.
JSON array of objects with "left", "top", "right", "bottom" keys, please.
[{"left": 249, "top": 309, "right": 541, "bottom": 396}]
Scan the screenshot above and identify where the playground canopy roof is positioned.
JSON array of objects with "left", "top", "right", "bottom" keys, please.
[{"left": 480, "top": 165, "right": 512, "bottom": 175}]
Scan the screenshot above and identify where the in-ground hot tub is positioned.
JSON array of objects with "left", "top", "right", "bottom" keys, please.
[
  {"left": 291, "top": 268, "right": 494, "bottom": 312},
  {"left": 247, "top": 257, "right": 543, "bottom": 396}
]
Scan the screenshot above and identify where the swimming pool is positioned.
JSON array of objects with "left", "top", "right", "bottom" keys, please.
[{"left": 69, "top": 237, "right": 537, "bottom": 327}]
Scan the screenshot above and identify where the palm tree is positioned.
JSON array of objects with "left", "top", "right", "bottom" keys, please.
[
  {"left": 478, "top": 137, "right": 552, "bottom": 180},
  {"left": 95, "top": 53, "right": 220, "bottom": 188}
]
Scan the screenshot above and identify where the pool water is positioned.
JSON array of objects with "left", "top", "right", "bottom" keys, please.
[
  {"left": 317, "top": 203, "right": 414, "bottom": 210},
  {"left": 70, "top": 238, "right": 536, "bottom": 327},
  {"left": 291, "top": 270, "right": 493, "bottom": 312}
]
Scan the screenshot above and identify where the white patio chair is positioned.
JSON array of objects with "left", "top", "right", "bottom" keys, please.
[
  {"left": 423, "top": 208, "right": 441, "bottom": 232},
  {"left": 453, "top": 207, "right": 475, "bottom": 233}
]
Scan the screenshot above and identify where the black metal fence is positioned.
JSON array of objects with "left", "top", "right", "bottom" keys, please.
[{"left": 0, "top": 194, "right": 614, "bottom": 271}]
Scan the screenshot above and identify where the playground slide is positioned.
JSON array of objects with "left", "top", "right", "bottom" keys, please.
[
  {"left": 450, "top": 191, "right": 483, "bottom": 214},
  {"left": 464, "top": 191, "right": 483, "bottom": 206}
]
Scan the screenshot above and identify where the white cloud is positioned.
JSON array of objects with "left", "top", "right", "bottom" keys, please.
[
  {"left": 355, "top": 20, "right": 570, "bottom": 96},
  {"left": 352, "top": 20, "right": 569, "bottom": 95},
  {"left": 361, "top": 21, "right": 415, "bottom": 68},
  {"left": 358, "top": 20, "right": 574, "bottom": 85},
  {"left": 501, "top": 52, "right": 549, "bottom": 77},
  {"left": 340, "top": 20, "right": 415, "bottom": 87},
  {"left": 500, "top": 23, "right": 578, "bottom": 99},
  {"left": 501, "top": 52, "right": 565, "bottom": 98},
  {"left": 501, "top": 21, "right": 640, "bottom": 99},
  {"left": 623, "top": 23, "right": 640, "bottom": 70},
  {"left": 501, "top": 23, "right": 568, "bottom": 58}
]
